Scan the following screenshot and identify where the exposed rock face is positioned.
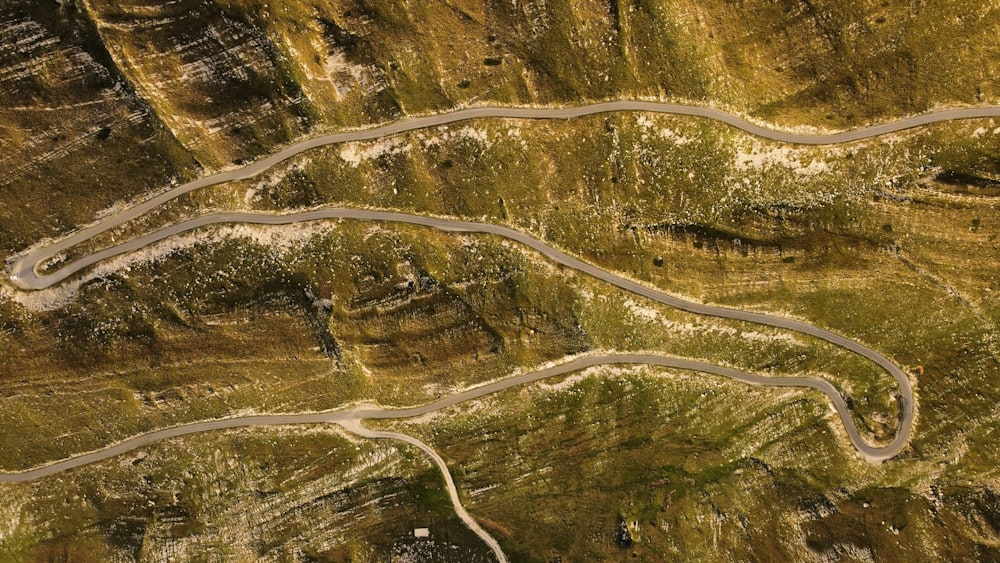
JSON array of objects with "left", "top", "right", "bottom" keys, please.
[
  {"left": 0, "top": 1, "right": 191, "bottom": 253},
  {"left": 335, "top": 273, "right": 506, "bottom": 379},
  {"left": 84, "top": 0, "right": 315, "bottom": 167}
]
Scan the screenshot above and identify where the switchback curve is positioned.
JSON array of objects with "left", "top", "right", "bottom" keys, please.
[
  {"left": 1, "top": 100, "right": 942, "bottom": 556},
  {"left": 7, "top": 208, "right": 915, "bottom": 460},
  {"left": 11, "top": 100, "right": 1000, "bottom": 291},
  {"left": 0, "top": 352, "right": 901, "bottom": 483}
]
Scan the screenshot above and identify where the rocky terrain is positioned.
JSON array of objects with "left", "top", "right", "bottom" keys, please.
[{"left": 1, "top": 0, "right": 999, "bottom": 561}]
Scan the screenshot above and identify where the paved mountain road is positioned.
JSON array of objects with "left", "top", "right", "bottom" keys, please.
[
  {"left": 5, "top": 100, "right": 980, "bottom": 559},
  {"left": 338, "top": 419, "right": 510, "bottom": 563},
  {"left": 4, "top": 98, "right": 942, "bottom": 477},
  {"left": 0, "top": 353, "right": 891, "bottom": 480},
  {"left": 11, "top": 101, "right": 1000, "bottom": 290},
  {"left": 7, "top": 207, "right": 915, "bottom": 460}
]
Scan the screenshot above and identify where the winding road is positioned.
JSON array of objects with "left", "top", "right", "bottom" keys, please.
[
  {"left": 10, "top": 101, "right": 1000, "bottom": 290},
  {"left": 7, "top": 100, "right": 989, "bottom": 559},
  {"left": 8, "top": 207, "right": 916, "bottom": 461},
  {"left": 0, "top": 354, "right": 907, "bottom": 485},
  {"left": 337, "top": 419, "right": 510, "bottom": 563},
  {"left": 0, "top": 353, "right": 906, "bottom": 563}
]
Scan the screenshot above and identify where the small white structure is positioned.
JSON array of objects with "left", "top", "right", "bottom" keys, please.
[{"left": 414, "top": 528, "right": 430, "bottom": 538}]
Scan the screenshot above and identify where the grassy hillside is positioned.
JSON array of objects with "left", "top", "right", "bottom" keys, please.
[
  {"left": 1, "top": 110, "right": 997, "bottom": 557},
  {"left": 1, "top": 0, "right": 999, "bottom": 560}
]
